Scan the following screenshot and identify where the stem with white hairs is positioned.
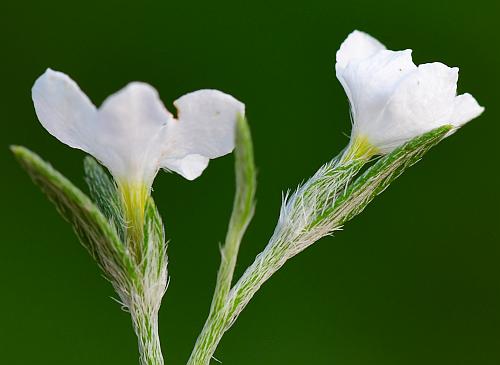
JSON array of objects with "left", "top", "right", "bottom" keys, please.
[
  {"left": 187, "top": 126, "right": 450, "bottom": 365},
  {"left": 187, "top": 138, "right": 372, "bottom": 365},
  {"left": 187, "top": 116, "right": 256, "bottom": 365}
]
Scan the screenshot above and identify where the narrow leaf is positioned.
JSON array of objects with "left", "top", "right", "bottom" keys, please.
[
  {"left": 11, "top": 146, "right": 137, "bottom": 285},
  {"left": 188, "top": 125, "right": 454, "bottom": 365},
  {"left": 84, "top": 156, "right": 126, "bottom": 241},
  {"left": 143, "top": 197, "right": 168, "bottom": 281},
  {"left": 322, "top": 125, "right": 452, "bottom": 227},
  {"left": 187, "top": 115, "right": 257, "bottom": 365},
  {"left": 212, "top": 115, "right": 257, "bottom": 312}
]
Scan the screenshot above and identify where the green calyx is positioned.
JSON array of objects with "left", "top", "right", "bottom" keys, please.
[
  {"left": 11, "top": 123, "right": 454, "bottom": 365},
  {"left": 11, "top": 145, "right": 167, "bottom": 365}
]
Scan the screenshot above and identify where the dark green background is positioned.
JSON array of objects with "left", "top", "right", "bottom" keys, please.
[{"left": 1, "top": 0, "right": 499, "bottom": 364}]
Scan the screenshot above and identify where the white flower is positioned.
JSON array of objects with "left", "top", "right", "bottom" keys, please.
[
  {"left": 336, "top": 30, "right": 484, "bottom": 154},
  {"left": 32, "top": 69, "right": 245, "bottom": 188}
]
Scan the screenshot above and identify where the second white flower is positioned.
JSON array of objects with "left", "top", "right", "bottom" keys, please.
[{"left": 336, "top": 30, "right": 484, "bottom": 154}]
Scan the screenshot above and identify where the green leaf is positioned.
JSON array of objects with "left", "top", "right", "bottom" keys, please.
[
  {"left": 187, "top": 125, "right": 453, "bottom": 365},
  {"left": 11, "top": 146, "right": 137, "bottom": 285},
  {"left": 143, "top": 197, "right": 168, "bottom": 280},
  {"left": 213, "top": 116, "right": 257, "bottom": 309},
  {"left": 213, "top": 115, "right": 256, "bottom": 310},
  {"left": 84, "top": 156, "right": 126, "bottom": 241},
  {"left": 321, "top": 125, "right": 453, "bottom": 227},
  {"left": 188, "top": 116, "right": 257, "bottom": 365}
]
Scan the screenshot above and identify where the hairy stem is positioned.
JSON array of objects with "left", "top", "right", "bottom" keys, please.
[
  {"left": 131, "top": 303, "right": 164, "bottom": 365},
  {"left": 187, "top": 142, "right": 370, "bottom": 365},
  {"left": 209, "top": 116, "right": 256, "bottom": 316},
  {"left": 187, "top": 116, "right": 256, "bottom": 365},
  {"left": 185, "top": 126, "right": 451, "bottom": 365}
]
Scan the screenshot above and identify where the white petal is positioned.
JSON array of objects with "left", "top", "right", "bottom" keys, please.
[
  {"left": 93, "top": 82, "right": 173, "bottom": 183},
  {"left": 32, "top": 69, "right": 96, "bottom": 151},
  {"left": 161, "top": 89, "right": 244, "bottom": 179},
  {"left": 335, "top": 30, "right": 386, "bottom": 71},
  {"left": 340, "top": 49, "right": 417, "bottom": 124},
  {"left": 99, "top": 82, "right": 173, "bottom": 131},
  {"left": 387, "top": 64, "right": 457, "bottom": 126},
  {"left": 32, "top": 70, "right": 245, "bottom": 185},
  {"left": 335, "top": 31, "right": 484, "bottom": 154},
  {"left": 372, "top": 63, "right": 463, "bottom": 152},
  {"left": 450, "top": 93, "right": 484, "bottom": 127},
  {"left": 163, "top": 154, "right": 209, "bottom": 180}
]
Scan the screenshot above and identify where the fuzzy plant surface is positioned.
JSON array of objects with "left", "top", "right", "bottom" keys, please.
[
  {"left": 13, "top": 29, "right": 484, "bottom": 365},
  {"left": 186, "top": 125, "right": 452, "bottom": 365},
  {"left": 12, "top": 146, "right": 168, "bottom": 365},
  {"left": 13, "top": 122, "right": 452, "bottom": 365}
]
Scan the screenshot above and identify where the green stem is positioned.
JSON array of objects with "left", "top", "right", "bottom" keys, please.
[
  {"left": 187, "top": 142, "right": 368, "bottom": 365},
  {"left": 209, "top": 116, "right": 256, "bottom": 317},
  {"left": 186, "top": 126, "right": 451, "bottom": 365},
  {"left": 131, "top": 303, "right": 164, "bottom": 365},
  {"left": 187, "top": 116, "right": 256, "bottom": 365},
  {"left": 186, "top": 241, "right": 284, "bottom": 365}
]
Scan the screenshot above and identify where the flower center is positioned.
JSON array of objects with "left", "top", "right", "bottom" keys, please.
[
  {"left": 118, "top": 181, "right": 149, "bottom": 261},
  {"left": 342, "top": 135, "right": 378, "bottom": 162}
]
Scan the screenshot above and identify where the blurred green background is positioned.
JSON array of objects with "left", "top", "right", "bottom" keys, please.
[{"left": 1, "top": 0, "right": 499, "bottom": 364}]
